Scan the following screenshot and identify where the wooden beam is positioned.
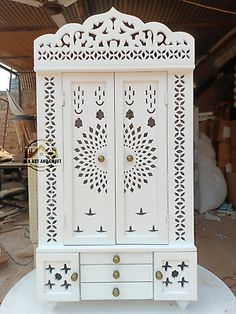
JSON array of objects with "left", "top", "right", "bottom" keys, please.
[
  {"left": 0, "top": 26, "right": 57, "bottom": 32},
  {"left": 0, "top": 56, "right": 32, "bottom": 60}
]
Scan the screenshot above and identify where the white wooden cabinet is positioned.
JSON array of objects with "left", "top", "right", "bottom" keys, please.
[{"left": 34, "top": 8, "right": 197, "bottom": 307}]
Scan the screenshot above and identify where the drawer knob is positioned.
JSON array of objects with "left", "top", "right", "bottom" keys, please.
[
  {"left": 113, "top": 255, "right": 120, "bottom": 264},
  {"left": 113, "top": 270, "right": 120, "bottom": 279},
  {"left": 155, "top": 271, "right": 163, "bottom": 280},
  {"left": 71, "top": 272, "right": 79, "bottom": 281},
  {"left": 127, "top": 155, "right": 134, "bottom": 162},
  {"left": 98, "top": 155, "right": 105, "bottom": 162},
  {"left": 112, "top": 287, "right": 120, "bottom": 297}
]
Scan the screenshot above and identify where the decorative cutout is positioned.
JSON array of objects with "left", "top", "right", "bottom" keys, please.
[
  {"left": 74, "top": 124, "right": 108, "bottom": 193},
  {"left": 96, "top": 109, "right": 104, "bottom": 120},
  {"left": 161, "top": 260, "right": 189, "bottom": 290},
  {"left": 75, "top": 117, "right": 83, "bottom": 128},
  {"left": 147, "top": 117, "right": 155, "bottom": 128},
  {"left": 173, "top": 75, "right": 186, "bottom": 241},
  {"left": 85, "top": 208, "right": 96, "bottom": 216},
  {"left": 126, "top": 109, "right": 134, "bottom": 120},
  {"left": 35, "top": 9, "right": 193, "bottom": 67},
  {"left": 74, "top": 225, "right": 83, "bottom": 233},
  {"left": 97, "top": 226, "right": 106, "bottom": 233},
  {"left": 136, "top": 208, "right": 147, "bottom": 215},
  {"left": 145, "top": 84, "right": 157, "bottom": 114},
  {"left": 126, "top": 225, "right": 136, "bottom": 232},
  {"left": 123, "top": 124, "right": 157, "bottom": 193},
  {"left": 95, "top": 86, "right": 105, "bottom": 106},
  {"left": 44, "top": 77, "right": 58, "bottom": 243},
  {"left": 149, "top": 225, "right": 158, "bottom": 232},
  {"left": 73, "top": 86, "right": 84, "bottom": 114},
  {"left": 44, "top": 262, "right": 74, "bottom": 291},
  {"left": 125, "top": 86, "right": 135, "bottom": 106}
]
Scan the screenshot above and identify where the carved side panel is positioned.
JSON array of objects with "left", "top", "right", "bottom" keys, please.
[
  {"left": 153, "top": 252, "right": 197, "bottom": 300},
  {"left": 37, "top": 253, "right": 80, "bottom": 301},
  {"left": 116, "top": 72, "right": 168, "bottom": 244},
  {"left": 168, "top": 72, "right": 194, "bottom": 244},
  {"left": 37, "top": 74, "right": 64, "bottom": 244}
]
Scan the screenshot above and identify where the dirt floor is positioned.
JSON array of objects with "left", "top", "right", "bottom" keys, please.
[{"left": 0, "top": 209, "right": 235, "bottom": 304}]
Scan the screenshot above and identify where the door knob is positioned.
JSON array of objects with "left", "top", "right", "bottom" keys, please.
[
  {"left": 98, "top": 155, "right": 105, "bottom": 162},
  {"left": 113, "top": 255, "right": 120, "bottom": 264},
  {"left": 127, "top": 155, "right": 134, "bottom": 162},
  {"left": 112, "top": 287, "right": 120, "bottom": 297},
  {"left": 113, "top": 270, "right": 120, "bottom": 279},
  {"left": 155, "top": 271, "right": 163, "bottom": 280},
  {"left": 71, "top": 272, "right": 79, "bottom": 281}
]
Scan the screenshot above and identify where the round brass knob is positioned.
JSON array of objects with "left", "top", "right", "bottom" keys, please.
[
  {"left": 71, "top": 272, "right": 79, "bottom": 281},
  {"left": 113, "top": 270, "right": 120, "bottom": 279},
  {"left": 155, "top": 271, "right": 163, "bottom": 280},
  {"left": 127, "top": 155, "right": 134, "bottom": 162},
  {"left": 98, "top": 155, "right": 105, "bottom": 162},
  {"left": 113, "top": 255, "right": 120, "bottom": 264},
  {"left": 112, "top": 287, "right": 120, "bottom": 297}
]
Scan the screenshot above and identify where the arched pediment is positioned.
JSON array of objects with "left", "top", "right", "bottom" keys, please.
[{"left": 34, "top": 8, "right": 194, "bottom": 70}]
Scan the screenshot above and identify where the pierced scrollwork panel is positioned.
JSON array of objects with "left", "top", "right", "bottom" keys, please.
[
  {"left": 35, "top": 8, "right": 194, "bottom": 68},
  {"left": 173, "top": 75, "right": 186, "bottom": 241},
  {"left": 44, "top": 77, "right": 58, "bottom": 243}
]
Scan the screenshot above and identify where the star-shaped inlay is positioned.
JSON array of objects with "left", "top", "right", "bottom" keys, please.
[
  {"left": 178, "top": 261, "right": 188, "bottom": 271},
  {"left": 178, "top": 277, "right": 189, "bottom": 287},
  {"left": 162, "top": 261, "right": 172, "bottom": 272},
  {"left": 60, "top": 264, "right": 71, "bottom": 274},
  {"left": 45, "top": 280, "right": 55, "bottom": 289},
  {"left": 45, "top": 264, "right": 55, "bottom": 274},
  {"left": 61, "top": 280, "right": 71, "bottom": 290}
]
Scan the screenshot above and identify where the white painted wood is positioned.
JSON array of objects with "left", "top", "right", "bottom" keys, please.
[
  {"left": 80, "top": 252, "right": 152, "bottom": 264},
  {"left": 62, "top": 73, "right": 116, "bottom": 245},
  {"left": 36, "top": 253, "right": 80, "bottom": 301},
  {"left": 176, "top": 301, "right": 190, "bottom": 311},
  {"left": 115, "top": 72, "right": 168, "bottom": 244},
  {"left": 153, "top": 252, "right": 197, "bottom": 301},
  {"left": 81, "top": 282, "right": 153, "bottom": 300},
  {"left": 36, "top": 73, "right": 64, "bottom": 245},
  {"left": 2, "top": 267, "right": 236, "bottom": 314},
  {"left": 35, "top": 8, "right": 196, "bottom": 304},
  {"left": 167, "top": 72, "right": 194, "bottom": 244},
  {"left": 81, "top": 264, "right": 153, "bottom": 282}
]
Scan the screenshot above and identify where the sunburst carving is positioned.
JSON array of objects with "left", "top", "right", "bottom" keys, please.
[
  {"left": 74, "top": 124, "right": 107, "bottom": 193},
  {"left": 124, "top": 124, "right": 157, "bottom": 193}
]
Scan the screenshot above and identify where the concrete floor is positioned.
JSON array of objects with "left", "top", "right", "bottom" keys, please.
[{"left": 0, "top": 210, "right": 235, "bottom": 304}]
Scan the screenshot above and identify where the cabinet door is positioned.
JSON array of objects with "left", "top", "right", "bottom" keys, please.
[
  {"left": 37, "top": 253, "right": 80, "bottom": 301},
  {"left": 115, "top": 72, "right": 168, "bottom": 244},
  {"left": 63, "top": 73, "right": 115, "bottom": 245}
]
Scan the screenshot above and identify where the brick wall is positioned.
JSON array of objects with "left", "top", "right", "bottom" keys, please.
[{"left": 0, "top": 90, "right": 36, "bottom": 158}]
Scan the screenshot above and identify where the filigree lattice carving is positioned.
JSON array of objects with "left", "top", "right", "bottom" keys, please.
[
  {"left": 174, "top": 75, "right": 186, "bottom": 241},
  {"left": 124, "top": 124, "right": 157, "bottom": 193},
  {"left": 35, "top": 8, "right": 193, "bottom": 67},
  {"left": 44, "top": 77, "right": 58, "bottom": 243},
  {"left": 74, "top": 124, "right": 108, "bottom": 193}
]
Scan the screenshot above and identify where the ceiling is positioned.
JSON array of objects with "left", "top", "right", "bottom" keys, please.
[{"left": 0, "top": 0, "right": 236, "bottom": 89}]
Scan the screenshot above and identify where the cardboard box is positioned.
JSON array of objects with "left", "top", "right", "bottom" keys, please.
[
  {"left": 226, "top": 172, "right": 236, "bottom": 208},
  {"left": 218, "top": 142, "right": 231, "bottom": 161},
  {"left": 217, "top": 120, "right": 230, "bottom": 142},
  {"left": 230, "top": 120, "right": 236, "bottom": 147}
]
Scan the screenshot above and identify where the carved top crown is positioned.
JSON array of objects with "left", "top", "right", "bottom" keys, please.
[{"left": 34, "top": 8, "right": 194, "bottom": 70}]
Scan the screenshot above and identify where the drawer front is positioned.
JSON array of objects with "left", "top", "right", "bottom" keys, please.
[
  {"left": 80, "top": 252, "right": 152, "bottom": 265},
  {"left": 81, "top": 282, "right": 153, "bottom": 300},
  {"left": 81, "top": 264, "right": 153, "bottom": 282}
]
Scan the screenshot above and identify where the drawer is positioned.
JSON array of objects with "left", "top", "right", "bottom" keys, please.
[
  {"left": 81, "top": 282, "right": 153, "bottom": 300},
  {"left": 81, "top": 264, "right": 153, "bottom": 282},
  {"left": 80, "top": 252, "right": 152, "bottom": 265}
]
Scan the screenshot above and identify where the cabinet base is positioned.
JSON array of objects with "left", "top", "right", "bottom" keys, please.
[{"left": 1, "top": 266, "right": 235, "bottom": 314}]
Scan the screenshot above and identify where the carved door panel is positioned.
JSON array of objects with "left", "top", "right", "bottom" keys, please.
[
  {"left": 115, "top": 72, "right": 168, "bottom": 244},
  {"left": 63, "top": 73, "right": 116, "bottom": 245}
]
